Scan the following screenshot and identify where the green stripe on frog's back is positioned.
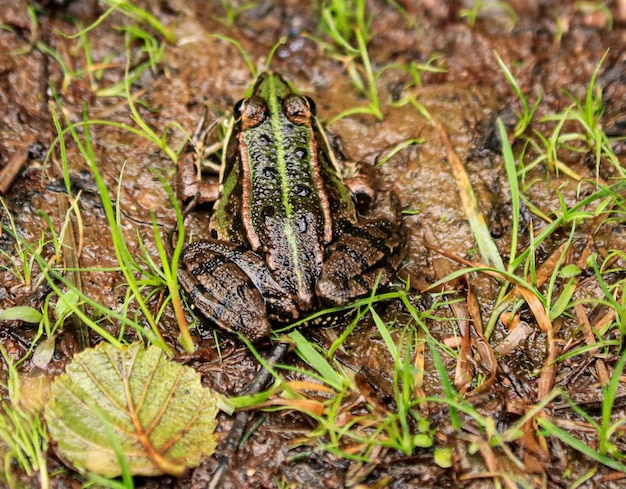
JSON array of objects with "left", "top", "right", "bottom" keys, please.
[{"left": 242, "top": 73, "right": 326, "bottom": 305}]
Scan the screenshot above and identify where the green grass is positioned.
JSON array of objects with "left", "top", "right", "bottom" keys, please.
[
  {"left": 0, "top": 346, "right": 50, "bottom": 489},
  {"left": 0, "top": 199, "right": 47, "bottom": 289},
  {"left": 287, "top": 300, "right": 437, "bottom": 460},
  {"left": 45, "top": 98, "right": 191, "bottom": 352},
  {"left": 460, "top": 0, "right": 518, "bottom": 27},
  {"left": 314, "top": 0, "right": 383, "bottom": 121},
  {"left": 226, "top": 287, "right": 467, "bottom": 464},
  {"left": 509, "top": 49, "right": 624, "bottom": 184},
  {"left": 211, "top": 0, "right": 258, "bottom": 27},
  {"left": 0, "top": 3, "right": 194, "bottom": 365},
  {"left": 21, "top": 3, "right": 197, "bottom": 356},
  {"left": 495, "top": 54, "right": 542, "bottom": 138},
  {"left": 31, "top": 0, "right": 171, "bottom": 99},
  {"left": 477, "top": 53, "right": 625, "bottom": 478},
  {"left": 0, "top": 6, "right": 198, "bottom": 481}
]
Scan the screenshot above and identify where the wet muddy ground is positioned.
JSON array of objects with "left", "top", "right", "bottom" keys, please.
[{"left": 1, "top": 1, "right": 625, "bottom": 488}]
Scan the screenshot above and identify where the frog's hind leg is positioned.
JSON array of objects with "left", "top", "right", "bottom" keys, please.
[
  {"left": 177, "top": 240, "right": 272, "bottom": 341},
  {"left": 316, "top": 219, "right": 406, "bottom": 305}
]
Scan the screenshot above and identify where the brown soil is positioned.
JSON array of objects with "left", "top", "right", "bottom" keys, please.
[{"left": 1, "top": 1, "right": 625, "bottom": 488}]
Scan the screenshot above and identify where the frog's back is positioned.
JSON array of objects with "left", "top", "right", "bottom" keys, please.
[{"left": 211, "top": 73, "right": 355, "bottom": 310}]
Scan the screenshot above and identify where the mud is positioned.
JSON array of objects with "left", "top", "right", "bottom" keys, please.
[{"left": 1, "top": 1, "right": 625, "bottom": 488}]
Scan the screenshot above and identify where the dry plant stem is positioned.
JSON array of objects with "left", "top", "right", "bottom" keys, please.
[
  {"left": 574, "top": 235, "right": 595, "bottom": 270},
  {"left": 430, "top": 116, "right": 503, "bottom": 271},
  {"left": 414, "top": 327, "right": 426, "bottom": 391},
  {"left": 209, "top": 341, "right": 291, "bottom": 489},
  {"left": 575, "top": 303, "right": 610, "bottom": 386},
  {"left": 426, "top": 238, "right": 566, "bottom": 400},
  {"left": 455, "top": 322, "right": 474, "bottom": 394},
  {"left": 0, "top": 144, "right": 30, "bottom": 195},
  {"left": 593, "top": 307, "right": 617, "bottom": 333},
  {"left": 505, "top": 241, "right": 569, "bottom": 302},
  {"left": 450, "top": 288, "right": 473, "bottom": 394},
  {"left": 601, "top": 472, "right": 626, "bottom": 483},
  {"left": 516, "top": 287, "right": 557, "bottom": 399},
  {"left": 495, "top": 321, "right": 532, "bottom": 356},
  {"left": 57, "top": 194, "right": 90, "bottom": 350},
  {"left": 463, "top": 281, "right": 497, "bottom": 397},
  {"left": 426, "top": 233, "right": 489, "bottom": 395},
  {"left": 460, "top": 434, "right": 520, "bottom": 489},
  {"left": 520, "top": 419, "right": 549, "bottom": 463},
  {"left": 455, "top": 321, "right": 497, "bottom": 397},
  {"left": 251, "top": 393, "right": 324, "bottom": 414},
  {"left": 425, "top": 240, "right": 567, "bottom": 300},
  {"left": 426, "top": 243, "right": 559, "bottom": 399},
  {"left": 437, "top": 274, "right": 496, "bottom": 396},
  {"left": 466, "top": 282, "right": 484, "bottom": 334}
]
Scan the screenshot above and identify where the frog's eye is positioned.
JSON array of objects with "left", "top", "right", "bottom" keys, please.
[
  {"left": 283, "top": 95, "right": 312, "bottom": 126},
  {"left": 304, "top": 96, "right": 316, "bottom": 116},
  {"left": 234, "top": 99, "right": 245, "bottom": 118},
  {"left": 240, "top": 96, "right": 268, "bottom": 130}
]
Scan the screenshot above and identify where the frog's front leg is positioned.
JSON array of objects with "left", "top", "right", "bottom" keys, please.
[
  {"left": 316, "top": 219, "right": 407, "bottom": 305},
  {"left": 178, "top": 240, "right": 299, "bottom": 342},
  {"left": 177, "top": 112, "right": 223, "bottom": 206},
  {"left": 177, "top": 148, "right": 220, "bottom": 205}
]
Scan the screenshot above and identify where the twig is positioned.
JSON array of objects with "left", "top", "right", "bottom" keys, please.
[
  {"left": 208, "top": 341, "right": 291, "bottom": 489},
  {"left": 0, "top": 144, "right": 31, "bottom": 195},
  {"left": 575, "top": 303, "right": 610, "bottom": 386}
]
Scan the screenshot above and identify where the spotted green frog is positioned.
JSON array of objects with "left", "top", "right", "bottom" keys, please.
[{"left": 177, "top": 72, "right": 406, "bottom": 342}]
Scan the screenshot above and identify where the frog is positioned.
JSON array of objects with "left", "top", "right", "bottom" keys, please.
[{"left": 177, "top": 72, "right": 406, "bottom": 342}]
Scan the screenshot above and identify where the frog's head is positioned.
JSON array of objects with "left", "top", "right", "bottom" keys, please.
[{"left": 235, "top": 72, "right": 316, "bottom": 131}]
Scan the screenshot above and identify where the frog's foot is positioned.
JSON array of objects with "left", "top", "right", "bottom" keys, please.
[{"left": 316, "top": 219, "right": 406, "bottom": 305}]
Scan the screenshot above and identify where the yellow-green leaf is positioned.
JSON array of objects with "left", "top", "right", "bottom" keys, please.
[
  {"left": 434, "top": 446, "right": 453, "bottom": 468},
  {"left": 44, "top": 342, "right": 218, "bottom": 477},
  {"left": 0, "top": 306, "right": 43, "bottom": 323}
]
